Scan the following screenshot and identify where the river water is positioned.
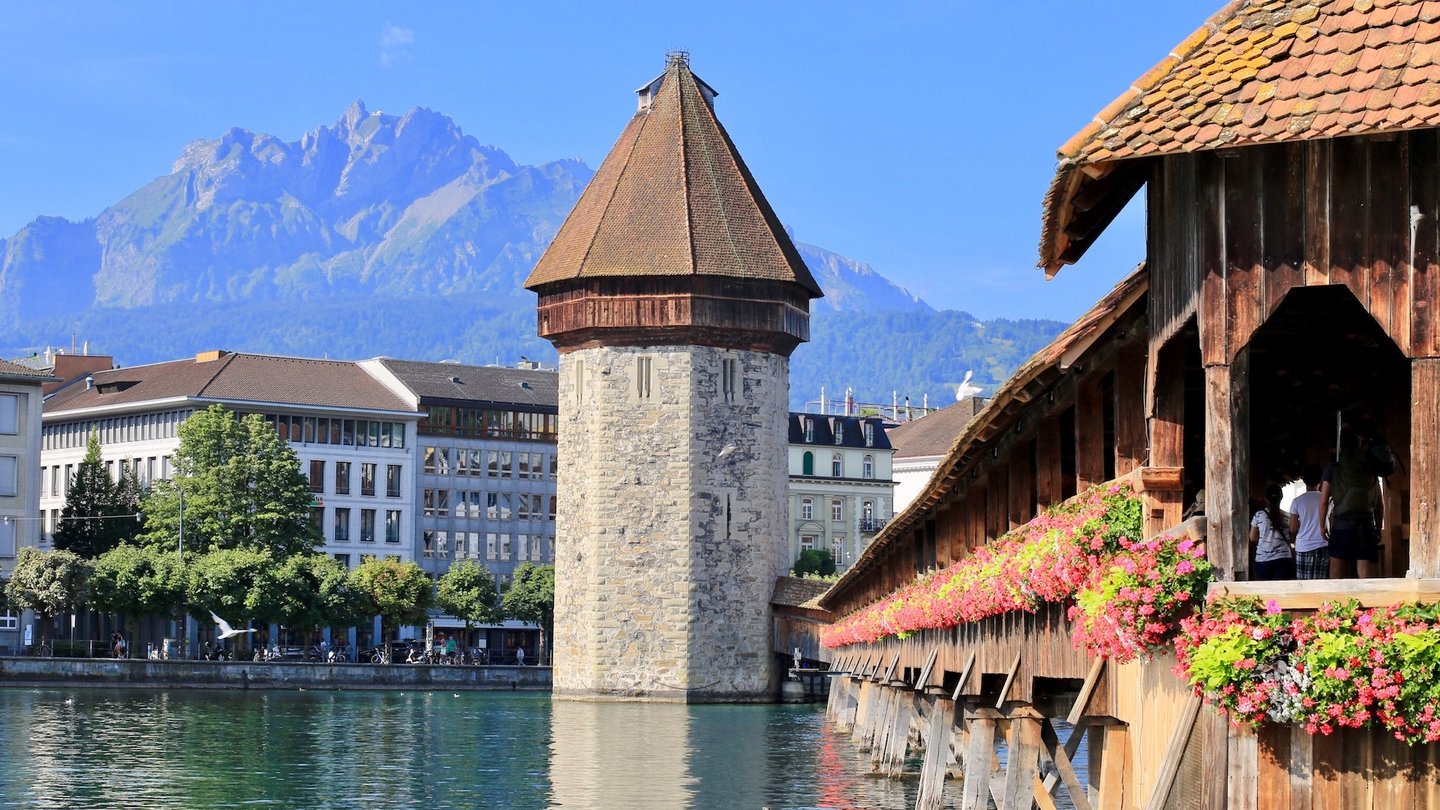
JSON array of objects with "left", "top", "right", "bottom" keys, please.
[{"left": 0, "top": 688, "right": 961, "bottom": 809}]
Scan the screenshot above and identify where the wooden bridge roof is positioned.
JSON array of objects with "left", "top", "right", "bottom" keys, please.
[
  {"left": 1041, "top": 0, "right": 1440, "bottom": 273},
  {"left": 819, "top": 265, "right": 1148, "bottom": 611},
  {"left": 524, "top": 54, "right": 821, "bottom": 297}
]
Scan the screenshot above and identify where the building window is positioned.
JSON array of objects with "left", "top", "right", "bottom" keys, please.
[
  {"left": 863, "top": 501, "right": 874, "bottom": 520},
  {"left": 549, "top": 454, "right": 558, "bottom": 481},
  {"left": 487, "top": 493, "right": 498, "bottom": 520},
  {"left": 424, "top": 490, "right": 437, "bottom": 516},
  {"left": 335, "top": 462, "right": 351, "bottom": 495},
  {"left": 863, "top": 455, "right": 874, "bottom": 480},
  {"left": 831, "top": 499, "right": 843, "bottom": 522},
  {"left": 831, "top": 542, "right": 845, "bottom": 566},
  {"left": 0, "top": 456, "right": 16, "bottom": 496},
  {"left": 802, "top": 451, "right": 814, "bottom": 476},
  {"left": 800, "top": 498, "right": 814, "bottom": 521},
  {"left": 424, "top": 531, "right": 438, "bottom": 559},
  {"left": 333, "top": 553, "right": 350, "bottom": 569},
  {"left": 50, "top": 466, "right": 59, "bottom": 497},
  {"left": 386, "top": 465, "right": 402, "bottom": 498},
  {"left": 360, "top": 464, "right": 376, "bottom": 496},
  {"left": 548, "top": 495, "right": 557, "bottom": 522},
  {"left": 63, "top": 465, "right": 73, "bottom": 497},
  {"left": 386, "top": 510, "right": 401, "bottom": 543},
  {"left": 864, "top": 422, "right": 874, "bottom": 447},
  {"left": 804, "top": 418, "right": 814, "bottom": 443},
  {"left": 334, "top": 508, "right": 351, "bottom": 542},
  {"left": 0, "top": 394, "right": 17, "bottom": 435},
  {"left": 831, "top": 453, "right": 843, "bottom": 477},
  {"left": 722, "top": 358, "right": 738, "bottom": 404},
  {"left": 486, "top": 532, "right": 498, "bottom": 560},
  {"left": 518, "top": 494, "right": 532, "bottom": 521},
  {"left": 0, "top": 520, "right": 14, "bottom": 556},
  {"left": 636, "top": 356, "right": 653, "bottom": 400},
  {"left": 800, "top": 535, "right": 816, "bottom": 551},
  {"left": 424, "top": 447, "right": 439, "bottom": 474},
  {"left": 360, "top": 509, "right": 376, "bottom": 542},
  {"left": 834, "top": 422, "right": 844, "bottom": 444},
  {"left": 308, "top": 460, "right": 325, "bottom": 493},
  {"left": 437, "top": 490, "right": 450, "bottom": 517},
  {"left": 487, "top": 450, "right": 499, "bottom": 478},
  {"left": 309, "top": 506, "right": 324, "bottom": 529}
]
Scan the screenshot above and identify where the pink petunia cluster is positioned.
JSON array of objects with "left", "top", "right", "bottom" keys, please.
[
  {"left": 1067, "top": 533, "right": 1214, "bottom": 663},
  {"left": 820, "top": 484, "right": 1144, "bottom": 649}
]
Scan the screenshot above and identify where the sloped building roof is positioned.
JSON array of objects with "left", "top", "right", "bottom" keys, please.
[
  {"left": 46, "top": 352, "right": 412, "bottom": 414},
  {"left": 887, "top": 399, "right": 986, "bottom": 460},
  {"left": 1041, "top": 0, "right": 1440, "bottom": 272},
  {"left": 0, "top": 358, "right": 51, "bottom": 381},
  {"left": 788, "top": 413, "right": 893, "bottom": 451},
  {"left": 374, "top": 359, "right": 558, "bottom": 409},
  {"left": 525, "top": 54, "right": 822, "bottom": 297}
]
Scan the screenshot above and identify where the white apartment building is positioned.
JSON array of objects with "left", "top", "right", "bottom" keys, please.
[
  {"left": 39, "top": 351, "right": 420, "bottom": 571},
  {"left": 0, "top": 360, "right": 50, "bottom": 653},
  {"left": 888, "top": 398, "right": 986, "bottom": 513},
  {"left": 787, "top": 413, "right": 896, "bottom": 572}
]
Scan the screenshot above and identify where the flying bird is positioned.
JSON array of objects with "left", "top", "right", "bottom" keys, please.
[
  {"left": 716, "top": 443, "right": 737, "bottom": 460},
  {"left": 210, "top": 611, "right": 257, "bottom": 641},
  {"left": 956, "top": 370, "right": 984, "bottom": 402}
]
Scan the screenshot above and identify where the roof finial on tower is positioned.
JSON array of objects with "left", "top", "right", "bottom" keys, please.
[{"left": 666, "top": 50, "right": 690, "bottom": 66}]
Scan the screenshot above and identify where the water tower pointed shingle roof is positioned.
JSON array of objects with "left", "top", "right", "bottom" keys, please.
[{"left": 525, "top": 54, "right": 822, "bottom": 297}]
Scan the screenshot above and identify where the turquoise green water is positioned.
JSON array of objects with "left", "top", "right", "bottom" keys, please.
[{"left": 0, "top": 689, "right": 957, "bottom": 809}]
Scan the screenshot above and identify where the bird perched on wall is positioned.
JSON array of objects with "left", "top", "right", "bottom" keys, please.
[
  {"left": 956, "top": 370, "right": 983, "bottom": 402},
  {"left": 716, "top": 443, "right": 737, "bottom": 460},
  {"left": 210, "top": 612, "right": 257, "bottom": 641}
]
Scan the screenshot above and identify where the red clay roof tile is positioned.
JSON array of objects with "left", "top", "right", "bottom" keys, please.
[{"left": 1041, "top": 0, "right": 1440, "bottom": 272}]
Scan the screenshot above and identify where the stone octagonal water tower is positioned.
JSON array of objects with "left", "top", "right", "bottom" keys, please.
[{"left": 525, "top": 53, "right": 822, "bottom": 702}]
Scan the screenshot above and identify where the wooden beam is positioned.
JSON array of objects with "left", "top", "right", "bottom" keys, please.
[
  {"left": 1141, "top": 694, "right": 1201, "bottom": 810},
  {"left": 916, "top": 698, "right": 955, "bottom": 810},
  {"left": 1204, "top": 354, "right": 1249, "bottom": 581},
  {"left": 1115, "top": 340, "right": 1146, "bottom": 475},
  {"left": 1001, "top": 713, "right": 1043, "bottom": 810},
  {"left": 1412, "top": 358, "right": 1440, "bottom": 576},
  {"left": 1096, "top": 725, "right": 1130, "bottom": 810},
  {"left": 960, "top": 713, "right": 999, "bottom": 810},
  {"left": 1066, "top": 657, "right": 1106, "bottom": 726},
  {"left": 1076, "top": 375, "right": 1106, "bottom": 489},
  {"left": 1226, "top": 724, "right": 1258, "bottom": 810},
  {"left": 1137, "top": 466, "right": 1185, "bottom": 492},
  {"left": 1036, "top": 416, "right": 1062, "bottom": 507},
  {"left": 952, "top": 650, "right": 978, "bottom": 701},
  {"left": 1209, "top": 578, "right": 1440, "bottom": 609},
  {"left": 995, "top": 652, "right": 1023, "bottom": 710},
  {"left": 1040, "top": 717, "right": 1094, "bottom": 810},
  {"left": 915, "top": 647, "right": 940, "bottom": 693}
]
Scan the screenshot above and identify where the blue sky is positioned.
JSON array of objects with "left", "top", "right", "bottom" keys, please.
[{"left": 0, "top": 1, "right": 1220, "bottom": 321}]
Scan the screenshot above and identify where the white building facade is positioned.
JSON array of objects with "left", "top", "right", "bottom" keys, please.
[
  {"left": 0, "top": 360, "right": 50, "bottom": 653},
  {"left": 787, "top": 413, "right": 896, "bottom": 572}
]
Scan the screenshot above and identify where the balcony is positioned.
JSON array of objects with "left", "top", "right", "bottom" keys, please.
[{"left": 858, "top": 517, "right": 888, "bottom": 534}]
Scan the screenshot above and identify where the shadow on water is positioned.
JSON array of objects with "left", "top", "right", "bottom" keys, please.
[{"left": 0, "top": 689, "right": 959, "bottom": 810}]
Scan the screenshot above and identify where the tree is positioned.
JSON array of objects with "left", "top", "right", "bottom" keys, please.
[
  {"left": 5, "top": 547, "right": 92, "bottom": 649},
  {"left": 502, "top": 563, "right": 554, "bottom": 657},
  {"left": 437, "top": 561, "right": 502, "bottom": 641},
  {"left": 89, "top": 544, "right": 185, "bottom": 622},
  {"left": 185, "top": 547, "right": 275, "bottom": 636},
  {"left": 52, "top": 432, "right": 142, "bottom": 558},
  {"left": 141, "top": 405, "right": 320, "bottom": 559},
  {"left": 350, "top": 556, "right": 434, "bottom": 648},
  {"left": 260, "top": 554, "right": 364, "bottom": 640},
  {"left": 792, "top": 549, "right": 836, "bottom": 578}
]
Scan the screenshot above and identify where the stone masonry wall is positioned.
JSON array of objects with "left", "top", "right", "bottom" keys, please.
[{"left": 554, "top": 345, "right": 788, "bottom": 702}]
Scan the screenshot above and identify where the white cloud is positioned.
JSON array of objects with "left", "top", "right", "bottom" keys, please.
[{"left": 379, "top": 23, "right": 414, "bottom": 68}]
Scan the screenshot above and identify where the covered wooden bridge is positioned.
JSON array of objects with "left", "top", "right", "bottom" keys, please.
[{"left": 811, "top": 1, "right": 1440, "bottom": 807}]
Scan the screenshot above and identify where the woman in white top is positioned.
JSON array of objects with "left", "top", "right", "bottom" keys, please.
[{"left": 1250, "top": 483, "right": 1294, "bottom": 580}]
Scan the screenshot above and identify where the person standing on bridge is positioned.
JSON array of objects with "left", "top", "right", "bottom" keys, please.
[{"left": 1289, "top": 466, "right": 1328, "bottom": 580}]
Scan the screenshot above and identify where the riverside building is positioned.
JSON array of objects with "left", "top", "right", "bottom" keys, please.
[
  {"left": 787, "top": 413, "right": 895, "bottom": 572},
  {"left": 0, "top": 359, "right": 50, "bottom": 654}
]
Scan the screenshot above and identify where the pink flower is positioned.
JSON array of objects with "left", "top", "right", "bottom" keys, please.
[{"left": 1265, "top": 600, "right": 1281, "bottom": 615}]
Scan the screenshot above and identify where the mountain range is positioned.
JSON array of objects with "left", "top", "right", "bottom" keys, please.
[{"left": 0, "top": 101, "right": 1062, "bottom": 408}]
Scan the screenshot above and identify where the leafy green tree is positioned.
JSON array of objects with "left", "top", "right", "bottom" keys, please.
[
  {"left": 437, "top": 561, "right": 502, "bottom": 641},
  {"left": 52, "top": 433, "right": 142, "bottom": 558},
  {"left": 141, "top": 405, "right": 320, "bottom": 559},
  {"left": 260, "top": 554, "right": 364, "bottom": 640},
  {"left": 89, "top": 544, "right": 185, "bottom": 622},
  {"left": 350, "top": 556, "right": 434, "bottom": 646},
  {"left": 792, "top": 549, "right": 836, "bottom": 578},
  {"left": 185, "top": 547, "right": 274, "bottom": 636},
  {"left": 502, "top": 563, "right": 554, "bottom": 656},
  {"left": 5, "top": 547, "right": 92, "bottom": 649}
]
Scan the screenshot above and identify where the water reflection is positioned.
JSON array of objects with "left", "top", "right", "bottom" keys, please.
[{"left": 0, "top": 689, "right": 958, "bottom": 809}]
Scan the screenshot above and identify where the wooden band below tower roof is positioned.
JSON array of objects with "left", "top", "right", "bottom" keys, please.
[{"left": 533, "top": 276, "right": 812, "bottom": 355}]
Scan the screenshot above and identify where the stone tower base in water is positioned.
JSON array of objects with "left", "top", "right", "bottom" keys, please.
[{"left": 552, "top": 345, "right": 788, "bottom": 702}]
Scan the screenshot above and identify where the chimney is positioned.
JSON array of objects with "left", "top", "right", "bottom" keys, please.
[
  {"left": 195, "top": 350, "right": 229, "bottom": 363},
  {"left": 85, "top": 375, "right": 94, "bottom": 391}
]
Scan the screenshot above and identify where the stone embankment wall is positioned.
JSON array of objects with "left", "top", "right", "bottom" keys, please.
[
  {"left": 0, "top": 658, "right": 551, "bottom": 691},
  {"left": 555, "top": 345, "right": 788, "bottom": 702}
]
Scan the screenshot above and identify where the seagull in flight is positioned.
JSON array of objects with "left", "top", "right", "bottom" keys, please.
[
  {"left": 210, "top": 612, "right": 257, "bottom": 641},
  {"left": 716, "top": 443, "right": 737, "bottom": 460}
]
